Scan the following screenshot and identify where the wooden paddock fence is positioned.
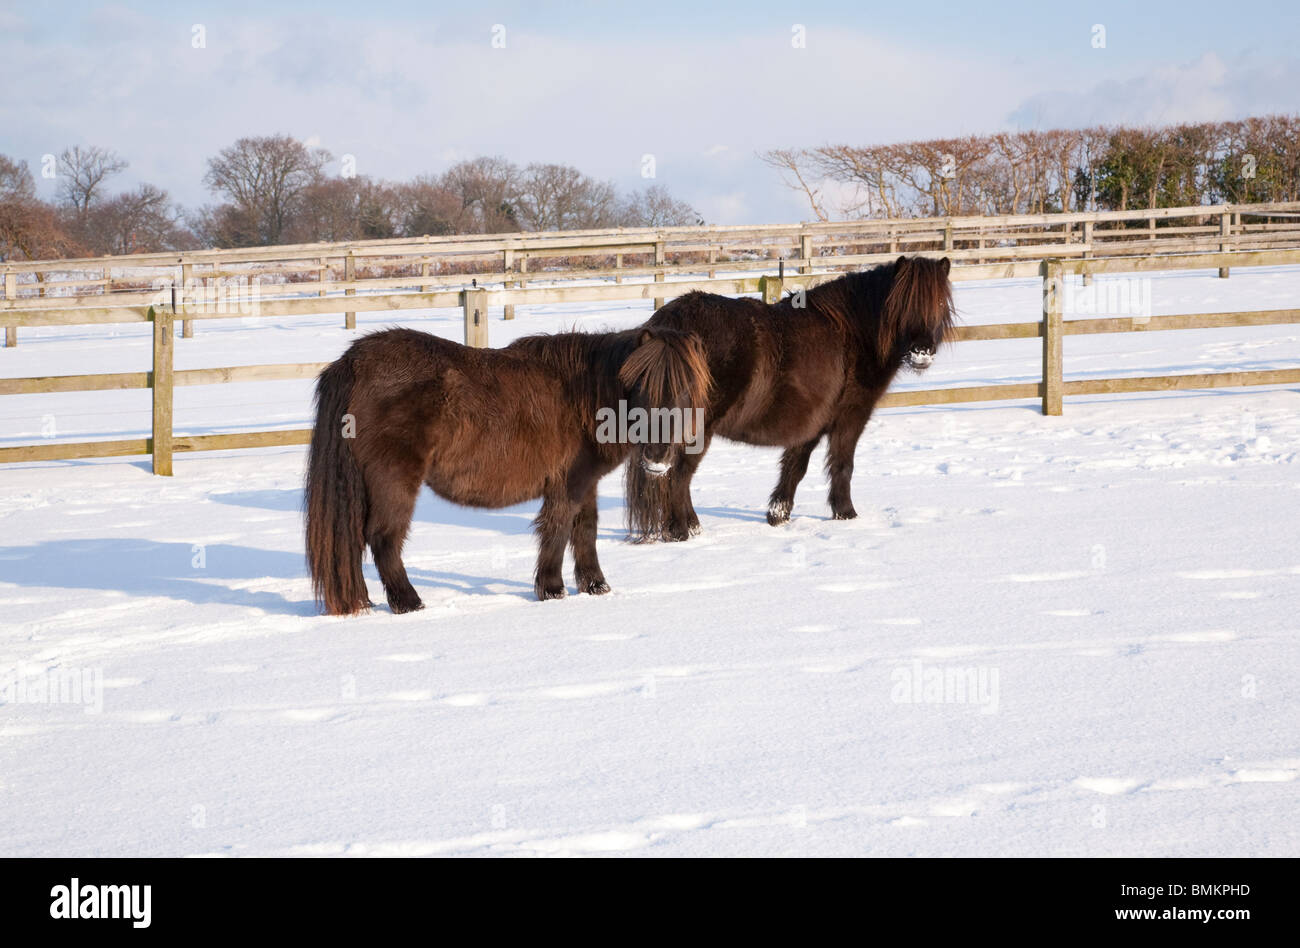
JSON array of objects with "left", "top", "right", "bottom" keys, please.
[
  {"left": 4, "top": 201, "right": 1300, "bottom": 348},
  {"left": 1, "top": 243, "right": 1299, "bottom": 474}
]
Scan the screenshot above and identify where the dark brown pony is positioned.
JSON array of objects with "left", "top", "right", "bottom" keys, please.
[
  {"left": 627, "top": 255, "right": 954, "bottom": 540},
  {"left": 306, "top": 326, "right": 710, "bottom": 614}
]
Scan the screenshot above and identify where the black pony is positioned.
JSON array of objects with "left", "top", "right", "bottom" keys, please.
[
  {"left": 306, "top": 326, "right": 710, "bottom": 614},
  {"left": 626, "top": 255, "right": 954, "bottom": 539}
]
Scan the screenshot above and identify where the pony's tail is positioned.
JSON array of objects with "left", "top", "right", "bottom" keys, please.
[
  {"left": 619, "top": 327, "right": 711, "bottom": 542},
  {"left": 624, "top": 454, "right": 673, "bottom": 542},
  {"left": 304, "top": 356, "right": 371, "bottom": 615}
]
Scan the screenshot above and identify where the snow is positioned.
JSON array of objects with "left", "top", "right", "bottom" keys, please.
[{"left": 1, "top": 265, "right": 1298, "bottom": 857}]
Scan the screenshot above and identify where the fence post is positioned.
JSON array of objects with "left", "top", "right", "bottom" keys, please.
[
  {"left": 760, "top": 274, "right": 783, "bottom": 304},
  {"left": 319, "top": 258, "right": 329, "bottom": 297},
  {"left": 653, "top": 240, "right": 666, "bottom": 310},
  {"left": 344, "top": 252, "right": 356, "bottom": 328},
  {"left": 209, "top": 265, "right": 221, "bottom": 317},
  {"left": 181, "top": 262, "right": 194, "bottom": 338},
  {"left": 463, "top": 288, "right": 489, "bottom": 348},
  {"left": 1081, "top": 220, "right": 1093, "bottom": 286},
  {"left": 150, "top": 306, "right": 174, "bottom": 476},
  {"left": 3, "top": 269, "right": 15, "bottom": 347},
  {"left": 943, "top": 221, "right": 954, "bottom": 253},
  {"left": 1041, "top": 259, "right": 1063, "bottom": 416},
  {"left": 799, "top": 232, "right": 813, "bottom": 274},
  {"left": 502, "top": 249, "right": 515, "bottom": 320},
  {"left": 1219, "top": 212, "right": 1231, "bottom": 278}
]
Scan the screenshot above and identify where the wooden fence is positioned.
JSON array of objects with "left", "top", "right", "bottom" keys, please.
[
  {"left": 5, "top": 201, "right": 1300, "bottom": 347},
  {"left": 1, "top": 245, "right": 1299, "bottom": 474}
]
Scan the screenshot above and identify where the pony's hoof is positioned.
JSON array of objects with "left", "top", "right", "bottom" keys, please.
[
  {"left": 389, "top": 597, "right": 425, "bottom": 615},
  {"left": 767, "top": 500, "right": 792, "bottom": 526},
  {"left": 832, "top": 508, "right": 858, "bottom": 521},
  {"left": 536, "top": 583, "right": 567, "bottom": 601},
  {"left": 582, "top": 578, "right": 611, "bottom": 595},
  {"left": 665, "top": 526, "right": 692, "bottom": 542}
]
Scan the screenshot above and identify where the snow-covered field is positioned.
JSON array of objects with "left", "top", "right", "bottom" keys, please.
[{"left": 1, "top": 266, "right": 1297, "bottom": 857}]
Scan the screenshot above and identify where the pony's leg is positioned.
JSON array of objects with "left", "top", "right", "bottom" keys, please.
[
  {"left": 533, "top": 486, "right": 576, "bottom": 601},
  {"left": 825, "top": 409, "right": 872, "bottom": 520},
  {"left": 364, "top": 467, "right": 424, "bottom": 614},
  {"left": 767, "top": 436, "right": 820, "bottom": 526},
  {"left": 666, "top": 432, "right": 711, "bottom": 540},
  {"left": 570, "top": 484, "right": 610, "bottom": 595}
]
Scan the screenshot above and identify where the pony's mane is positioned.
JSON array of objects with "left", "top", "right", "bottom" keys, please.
[
  {"left": 617, "top": 329, "right": 711, "bottom": 409},
  {"left": 509, "top": 328, "right": 710, "bottom": 418},
  {"left": 800, "top": 256, "right": 955, "bottom": 362}
]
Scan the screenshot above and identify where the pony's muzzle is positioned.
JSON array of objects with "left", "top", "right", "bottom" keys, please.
[
  {"left": 905, "top": 348, "right": 935, "bottom": 370},
  {"left": 640, "top": 457, "right": 671, "bottom": 477}
]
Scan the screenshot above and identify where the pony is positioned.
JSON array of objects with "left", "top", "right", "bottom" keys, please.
[
  {"left": 305, "top": 326, "right": 710, "bottom": 614},
  {"left": 626, "top": 255, "right": 954, "bottom": 540}
]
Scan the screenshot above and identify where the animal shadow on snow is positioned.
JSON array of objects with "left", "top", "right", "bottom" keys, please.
[
  {"left": 0, "top": 538, "right": 317, "bottom": 615},
  {"left": 207, "top": 487, "right": 637, "bottom": 605},
  {"left": 0, "top": 532, "right": 541, "bottom": 614},
  {"left": 210, "top": 486, "right": 630, "bottom": 542}
]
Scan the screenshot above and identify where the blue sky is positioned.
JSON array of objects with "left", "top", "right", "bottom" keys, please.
[{"left": 4, "top": 1, "right": 1300, "bottom": 223}]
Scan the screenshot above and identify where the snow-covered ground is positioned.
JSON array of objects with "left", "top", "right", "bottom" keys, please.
[{"left": 1, "top": 266, "right": 1297, "bottom": 857}]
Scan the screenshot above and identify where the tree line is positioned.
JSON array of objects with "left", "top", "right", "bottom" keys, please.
[
  {"left": 0, "top": 135, "right": 701, "bottom": 261},
  {"left": 6, "top": 116, "right": 1300, "bottom": 263},
  {"left": 761, "top": 114, "right": 1300, "bottom": 220}
]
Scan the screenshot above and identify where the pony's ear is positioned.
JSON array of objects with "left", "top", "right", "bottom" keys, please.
[
  {"left": 637, "top": 328, "right": 654, "bottom": 347},
  {"left": 895, "top": 255, "right": 909, "bottom": 270},
  {"left": 940, "top": 257, "right": 951, "bottom": 275}
]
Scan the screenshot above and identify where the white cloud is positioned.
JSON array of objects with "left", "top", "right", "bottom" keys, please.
[
  {"left": 1009, "top": 51, "right": 1300, "bottom": 129},
  {"left": 696, "top": 191, "right": 751, "bottom": 224},
  {"left": 1, "top": 15, "right": 1028, "bottom": 220},
  {"left": 3, "top": 15, "right": 1298, "bottom": 224}
]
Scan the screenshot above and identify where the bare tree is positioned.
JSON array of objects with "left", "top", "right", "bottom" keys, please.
[
  {"left": 57, "top": 145, "right": 128, "bottom": 213},
  {"left": 1044, "top": 128, "right": 1085, "bottom": 213},
  {"left": 619, "top": 184, "right": 700, "bottom": 227},
  {"left": 764, "top": 117, "right": 1300, "bottom": 221},
  {"left": 787, "top": 144, "right": 904, "bottom": 218},
  {"left": 395, "top": 174, "right": 463, "bottom": 236},
  {"left": 442, "top": 157, "right": 520, "bottom": 233},
  {"left": 0, "top": 155, "right": 81, "bottom": 261},
  {"left": 515, "top": 163, "right": 620, "bottom": 231},
  {"left": 0, "top": 154, "right": 36, "bottom": 203},
  {"left": 67, "top": 184, "right": 195, "bottom": 255},
  {"left": 203, "top": 135, "right": 331, "bottom": 245},
  {"left": 189, "top": 203, "right": 259, "bottom": 250},
  {"left": 758, "top": 149, "right": 830, "bottom": 221},
  {"left": 292, "top": 176, "right": 401, "bottom": 242}
]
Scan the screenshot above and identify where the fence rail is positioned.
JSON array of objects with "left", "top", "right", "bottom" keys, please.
[
  {"left": 5, "top": 201, "right": 1300, "bottom": 346},
  {"left": 2, "top": 244, "right": 1299, "bottom": 473}
]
